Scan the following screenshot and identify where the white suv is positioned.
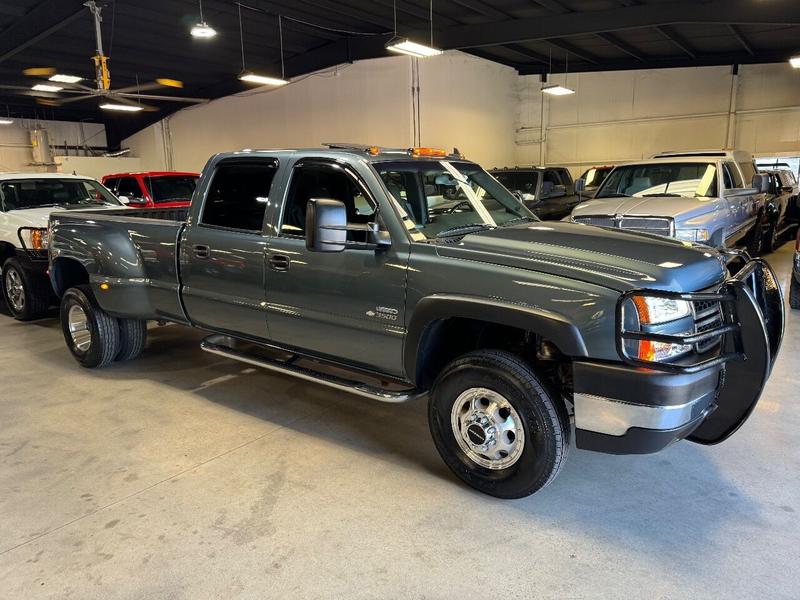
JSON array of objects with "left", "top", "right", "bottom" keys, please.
[{"left": 0, "top": 173, "right": 122, "bottom": 320}]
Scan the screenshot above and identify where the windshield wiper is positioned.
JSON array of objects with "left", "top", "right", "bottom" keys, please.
[
  {"left": 502, "top": 216, "right": 537, "bottom": 227},
  {"left": 13, "top": 203, "right": 64, "bottom": 210},
  {"left": 435, "top": 223, "right": 495, "bottom": 238},
  {"left": 641, "top": 193, "right": 682, "bottom": 197},
  {"left": 595, "top": 193, "right": 629, "bottom": 199}
]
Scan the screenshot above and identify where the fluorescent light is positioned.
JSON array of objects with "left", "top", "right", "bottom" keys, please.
[
  {"left": 49, "top": 74, "right": 83, "bottom": 84},
  {"left": 32, "top": 84, "right": 63, "bottom": 92},
  {"left": 0, "top": 119, "right": 13, "bottom": 125},
  {"left": 386, "top": 38, "right": 442, "bottom": 58},
  {"left": 790, "top": 56, "right": 800, "bottom": 69},
  {"left": 190, "top": 21, "right": 217, "bottom": 38},
  {"left": 239, "top": 72, "right": 289, "bottom": 86},
  {"left": 99, "top": 103, "right": 144, "bottom": 112},
  {"left": 542, "top": 84, "right": 575, "bottom": 96}
]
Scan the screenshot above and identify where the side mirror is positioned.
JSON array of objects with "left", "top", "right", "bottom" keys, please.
[
  {"left": 305, "top": 198, "right": 391, "bottom": 253},
  {"left": 575, "top": 178, "right": 586, "bottom": 193},
  {"left": 118, "top": 195, "right": 130, "bottom": 204},
  {"left": 547, "top": 184, "right": 567, "bottom": 199},
  {"left": 751, "top": 174, "right": 770, "bottom": 193},
  {"left": 306, "top": 198, "right": 347, "bottom": 252}
]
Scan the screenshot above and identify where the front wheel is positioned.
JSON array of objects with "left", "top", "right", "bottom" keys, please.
[
  {"left": 2, "top": 258, "right": 50, "bottom": 321},
  {"left": 428, "top": 350, "right": 569, "bottom": 499},
  {"left": 60, "top": 285, "right": 120, "bottom": 368}
]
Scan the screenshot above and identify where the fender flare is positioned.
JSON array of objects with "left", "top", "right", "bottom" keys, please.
[{"left": 403, "top": 294, "right": 588, "bottom": 383}]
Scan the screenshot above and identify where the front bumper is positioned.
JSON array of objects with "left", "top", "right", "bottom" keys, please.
[
  {"left": 574, "top": 258, "right": 784, "bottom": 454},
  {"left": 13, "top": 248, "right": 49, "bottom": 279}
]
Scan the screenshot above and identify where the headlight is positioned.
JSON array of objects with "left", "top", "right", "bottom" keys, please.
[
  {"left": 675, "top": 228, "right": 710, "bottom": 242},
  {"left": 623, "top": 295, "right": 693, "bottom": 363},
  {"left": 19, "top": 227, "right": 49, "bottom": 250}
]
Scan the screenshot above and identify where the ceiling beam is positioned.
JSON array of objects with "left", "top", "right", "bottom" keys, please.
[
  {"left": 451, "top": 0, "right": 511, "bottom": 20},
  {"left": 466, "top": 49, "right": 524, "bottom": 70},
  {"left": 530, "top": 0, "right": 571, "bottom": 14},
  {"left": 0, "top": 0, "right": 86, "bottom": 64},
  {"left": 728, "top": 24, "right": 755, "bottom": 56},
  {"left": 425, "top": 0, "right": 800, "bottom": 49},
  {"left": 546, "top": 38, "right": 599, "bottom": 64},
  {"left": 595, "top": 32, "right": 644, "bottom": 61},
  {"left": 655, "top": 25, "right": 696, "bottom": 59},
  {"left": 504, "top": 44, "right": 551, "bottom": 65}
]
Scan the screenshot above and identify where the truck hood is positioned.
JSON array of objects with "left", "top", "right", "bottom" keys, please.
[
  {"left": 436, "top": 222, "right": 725, "bottom": 292},
  {"left": 4, "top": 205, "right": 125, "bottom": 229},
  {"left": 572, "top": 195, "right": 721, "bottom": 220}
]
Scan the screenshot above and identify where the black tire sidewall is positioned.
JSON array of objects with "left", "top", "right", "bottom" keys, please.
[
  {"left": 2, "top": 258, "right": 34, "bottom": 320},
  {"left": 429, "top": 355, "right": 564, "bottom": 498}
]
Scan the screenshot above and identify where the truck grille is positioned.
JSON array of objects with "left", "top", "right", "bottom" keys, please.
[
  {"left": 574, "top": 215, "right": 674, "bottom": 238},
  {"left": 692, "top": 299, "right": 723, "bottom": 354}
]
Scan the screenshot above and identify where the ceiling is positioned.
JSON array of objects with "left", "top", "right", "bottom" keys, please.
[{"left": 0, "top": 0, "right": 798, "bottom": 146}]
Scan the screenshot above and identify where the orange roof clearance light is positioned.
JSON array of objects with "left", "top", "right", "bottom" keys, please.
[
  {"left": 367, "top": 146, "right": 381, "bottom": 156},
  {"left": 410, "top": 147, "right": 448, "bottom": 158}
]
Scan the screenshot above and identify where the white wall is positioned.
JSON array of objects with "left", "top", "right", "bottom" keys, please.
[
  {"left": 124, "top": 51, "right": 519, "bottom": 171},
  {"left": 54, "top": 156, "right": 142, "bottom": 180},
  {"left": 516, "top": 63, "right": 800, "bottom": 176},
  {"left": 0, "top": 119, "right": 107, "bottom": 172}
]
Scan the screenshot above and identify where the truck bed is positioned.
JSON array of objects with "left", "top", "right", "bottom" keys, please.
[{"left": 49, "top": 207, "right": 188, "bottom": 322}]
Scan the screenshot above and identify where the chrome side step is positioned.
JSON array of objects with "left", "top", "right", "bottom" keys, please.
[{"left": 200, "top": 334, "right": 425, "bottom": 403}]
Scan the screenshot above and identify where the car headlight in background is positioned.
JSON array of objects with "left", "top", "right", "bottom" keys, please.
[
  {"left": 18, "top": 227, "right": 49, "bottom": 250},
  {"left": 675, "top": 228, "right": 710, "bottom": 242},
  {"left": 623, "top": 294, "right": 693, "bottom": 362}
]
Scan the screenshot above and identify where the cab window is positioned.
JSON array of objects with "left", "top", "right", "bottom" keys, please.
[{"left": 200, "top": 160, "right": 278, "bottom": 231}]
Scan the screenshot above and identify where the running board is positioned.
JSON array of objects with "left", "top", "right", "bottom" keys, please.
[{"left": 200, "top": 334, "right": 425, "bottom": 403}]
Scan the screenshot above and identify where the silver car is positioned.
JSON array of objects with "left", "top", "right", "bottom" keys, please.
[{"left": 570, "top": 150, "right": 770, "bottom": 251}]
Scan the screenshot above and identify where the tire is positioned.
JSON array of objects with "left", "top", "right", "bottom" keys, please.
[
  {"left": 116, "top": 318, "right": 147, "bottom": 362},
  {"left": 2, "top": 257, "right": 50, "bottom": 321},
  {"left": 428, "top": 350, "right": 569, "bottom": 499},
  {"left": 59, "top": 285, "right": 120, "bottom": 368},
  {"left": 791, "top": 276, "right": 800, "bottom": 310},
  {"left": 763, "top": 221, "right": 779, "bottom": 254},
  {"left": 747, "top": 216, "right": 766, "bottom": 256}
]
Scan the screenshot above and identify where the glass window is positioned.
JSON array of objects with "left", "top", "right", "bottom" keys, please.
[
  {"left": 543, "top": 170, "right": 561, "bottom": 185},
  {"left": 201, "top": 161, "right": 277, "bottom": 231},
  {"left": 493, "top": 171, "right": 539, "bottom": 196},
  {"left": 596, "top": 162, "right": 718, "bottom": 199},
  {"left": 374, "top": 160, "right": 535, "bottom": 240},
  {"left": 738, "top": 161, "right": 757, "bottom": 187},
  {"left": 116, "top": 177, "right": 143, "bottom": 199},
  {"left": 0, "top": 178, "right": 121, "bottom": 211},
  {"left": 723, "top": 162, "right": 743, "bottom": 189},
  {"left": 103, "top": 177, "right": 119, "bottom": 194},
  {"left": 146, "top": 175, "right": 198, "bottom": 204},
  {"left": 581, "top": 167, "right": 613, "bottom": 188},
  {"left": 281, "top": 163, "right": 376, "bottom": 236}
]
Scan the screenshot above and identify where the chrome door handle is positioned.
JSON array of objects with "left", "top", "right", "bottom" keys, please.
[
  {"left": 269, "top": 254, "right": 290, "bottom": 271},
  {"left": 193, "top": 244, "right": 210, "bottom": 259}
]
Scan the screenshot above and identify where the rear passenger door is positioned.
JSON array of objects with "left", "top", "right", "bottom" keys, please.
[
  {"left": 721, "top": 161, "right": 757, "bottom": 246},
  {"left": 180, "top": 158, "right": 279, "bottom": 339}
]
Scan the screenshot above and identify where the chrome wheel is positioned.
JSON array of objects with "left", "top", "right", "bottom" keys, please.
[
  {"left": 4, "top": 267, "right": 24, "bottom": 312},
  {"left": 451, "top": 387, "right": 525, "bottom": 470},
  {"left": 68, "top": 304, "right": 92, "bottom": 352}
]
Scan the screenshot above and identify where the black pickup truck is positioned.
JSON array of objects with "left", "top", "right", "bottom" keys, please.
[{"left": 46, "top": 145, "right": 784, "bottom": 498}]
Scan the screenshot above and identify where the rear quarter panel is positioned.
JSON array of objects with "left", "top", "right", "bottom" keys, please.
[{"left": 49, "top": 211, "right": 186, "bottom": 321}]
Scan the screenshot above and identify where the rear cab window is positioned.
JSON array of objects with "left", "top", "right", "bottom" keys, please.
[
  {"left": 146, "top": 175, "right": 198, "bottom": 204},
  {"left": 200, "top": 160, "right": 278, "bottom": 232}
]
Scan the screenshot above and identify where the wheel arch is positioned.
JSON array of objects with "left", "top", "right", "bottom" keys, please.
[
  {"left": 50, "top": 257, "right": 90, "bottom": 297},
  {"left": 404, "top": 294, "right": 588, "bottom": 388}
]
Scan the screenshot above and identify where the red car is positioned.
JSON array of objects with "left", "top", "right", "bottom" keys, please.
[{"left": 101, "top": 171, "right": 199, "bottom": 208}]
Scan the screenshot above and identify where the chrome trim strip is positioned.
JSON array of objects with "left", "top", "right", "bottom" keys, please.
[{"left": 574, "top": 392, "right": 706, "bottom": 436}]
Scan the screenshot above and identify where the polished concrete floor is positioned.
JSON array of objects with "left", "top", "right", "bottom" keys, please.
[{"left": 1, "top": 241, "right": 798, "bottom": 599}]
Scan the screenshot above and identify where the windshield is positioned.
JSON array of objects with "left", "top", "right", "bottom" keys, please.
[
  {"left": 596, "top": 162, "right": 718, "bottom": 199},
  {"left": 581, "top": 167, "right": 613, "bottom": 188},
  {"left": 374, "top": 160, "right": 536, "bottom": 239},
  {"left": 493, "top": 171, "right": 539, "bottom": 195},
  {"left": 146, "top": 175, "right": 198, "bottom": 203},
  {"left": 0, "top": 178, "right": 121, "bottom": 211}
]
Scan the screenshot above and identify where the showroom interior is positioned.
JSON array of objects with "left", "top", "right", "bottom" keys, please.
[{"left": 0, "top": 0, "right": 799, "bottom": 597}]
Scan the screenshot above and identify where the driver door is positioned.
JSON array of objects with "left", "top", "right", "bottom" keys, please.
[{"left": 264, "top": 159, "right": 408, "bottom": 377}]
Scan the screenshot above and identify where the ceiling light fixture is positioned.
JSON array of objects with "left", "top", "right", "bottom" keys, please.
[
  {"left": 99, "top": 102, "right": 144, "bottom": 112},
  {"left": 190, "top": 0, "right": 217, "bottom": 38},
  {"left": 0, "top": 119, "right": 13, "bottom": 125},
  {"left": 542, "top": 84, "right": 575, "bottom": 96},
  {"left": 790, "top": 56, "right": 800, "bottom": 69},
  {"left": 237, "top": 7, "right": 288, "bottom": 86},
  {"left": 49, "top": 74, "right": 83, "bottom": 84},
  {"left": 32, "top": 84, "right": 63, "bottom": 92},
  {"left": 385, "top": 0, "right": 442, "bottom": 57}
]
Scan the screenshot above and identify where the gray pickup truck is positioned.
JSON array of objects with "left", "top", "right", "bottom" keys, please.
[{"left": 47, "top": 144, "right": 785, "bottom": 498}]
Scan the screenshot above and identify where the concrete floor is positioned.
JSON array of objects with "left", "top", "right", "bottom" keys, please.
[{"left": 0, "top": 242, "right": 798, "bottom": 600}]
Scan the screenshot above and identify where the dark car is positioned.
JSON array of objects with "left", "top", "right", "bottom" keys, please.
[
  {"left": 45, "top": 144, "right": 784, "bottom": 499},
  {"left": 761, "top": 168, "right": 799, "bottom": 252},
  {"left": 490, "top": 166, "right": 582, "bottom": 220},
  {"left": 578, "top": 165, "right": 615, "bottom": 197}
]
